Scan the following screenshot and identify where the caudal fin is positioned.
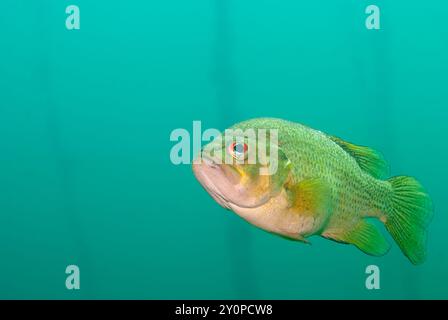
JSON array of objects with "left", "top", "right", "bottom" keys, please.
[{"left": 385, "top": 176, "right": 433, "bottom": 265}]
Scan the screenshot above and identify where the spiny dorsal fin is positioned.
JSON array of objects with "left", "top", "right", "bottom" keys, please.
[{"left": 329, "top": 135, "right": 389, "bottom": 179}]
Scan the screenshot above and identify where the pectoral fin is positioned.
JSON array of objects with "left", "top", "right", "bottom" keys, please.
[
  {"left": 287, "top": 178, "right": 333, "bottom": 234},
  {"left": 323, "top": 219, "right": 390, "bottom": 256}
]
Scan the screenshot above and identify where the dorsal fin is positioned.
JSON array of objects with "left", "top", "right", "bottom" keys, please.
[{"left": 329, "top": 135, "right": 389, "bottom": 179}]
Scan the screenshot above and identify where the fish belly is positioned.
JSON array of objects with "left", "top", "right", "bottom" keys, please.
[{"left": 230, "top": 190, "right": 322, "bottom": 240}]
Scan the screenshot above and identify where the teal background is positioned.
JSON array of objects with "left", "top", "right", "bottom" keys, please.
[{"left": 0, "top": 0, "right": 447, "bottom": 299}]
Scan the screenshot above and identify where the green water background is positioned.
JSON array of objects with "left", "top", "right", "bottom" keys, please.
[{"left": 0, "top": 0, "right": 447, "bottom": 299}]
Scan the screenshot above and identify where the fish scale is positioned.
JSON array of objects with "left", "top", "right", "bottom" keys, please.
[
  {"left": 233, "top": 118, "right": 381, "bottom": 226},
  {"left": 194, "top": 118, "right": 433, "bottom": 264}
]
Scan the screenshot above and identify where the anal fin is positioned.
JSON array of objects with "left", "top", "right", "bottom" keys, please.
[{"left": 323, "top": 219, "right": 390, "bottom": 256}]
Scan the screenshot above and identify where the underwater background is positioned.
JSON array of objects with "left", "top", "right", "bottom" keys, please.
[{"left": 0, "top": 0, "right": 447, "bottom": 299}]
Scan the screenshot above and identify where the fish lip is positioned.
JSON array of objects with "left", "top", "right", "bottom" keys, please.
[
  {"left": 193, "top": 156, "right": 270, "bottom": 210},
  {"left": 193, "top": 157, "right": 232, "bottom": 210},
  {"left": 196, "top": 153, "right": 219, "bottom": 168}
]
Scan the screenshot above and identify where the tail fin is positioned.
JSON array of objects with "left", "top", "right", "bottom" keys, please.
[{"left": 385, "top": 176, "right": 433, "bottom": 265}]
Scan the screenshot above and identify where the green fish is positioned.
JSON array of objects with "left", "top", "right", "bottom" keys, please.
[{"left": 193, "top": 118, "right": 433, "bottom": 264}]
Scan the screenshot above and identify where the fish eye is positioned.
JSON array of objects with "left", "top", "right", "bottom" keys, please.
[{"left": 229, "top": 142, "right": 248, "bottom": 160}]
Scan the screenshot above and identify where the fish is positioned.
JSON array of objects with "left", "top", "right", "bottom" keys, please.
[{"left": 192, "top": 118, "right": 433, "bottom": 265}]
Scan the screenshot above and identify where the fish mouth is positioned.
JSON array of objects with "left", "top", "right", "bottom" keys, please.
[
  {"left": 192, "top": 155, "right": 232, "bottom": 210},
  {"left": 193, "top": 153, "right": 272, "bottom": 210}
]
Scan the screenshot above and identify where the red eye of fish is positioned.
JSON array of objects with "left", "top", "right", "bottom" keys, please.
[{"left": 229, "top": 142, "right": 248, "bottom": 159}]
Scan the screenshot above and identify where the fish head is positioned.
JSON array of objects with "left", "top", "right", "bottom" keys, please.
[{"left": 192, "top": 129, "right": 291, "bottom": 209}]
